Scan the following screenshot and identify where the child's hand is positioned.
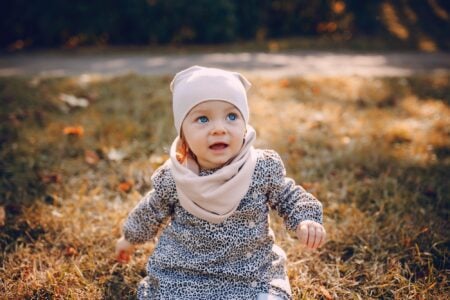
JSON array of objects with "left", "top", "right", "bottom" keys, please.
[
  {"left": 296, "top": 220, "right": 326, "bottom": 250},
  {"left": 115, "top": 236, "right": 135, "bottom": 263}
]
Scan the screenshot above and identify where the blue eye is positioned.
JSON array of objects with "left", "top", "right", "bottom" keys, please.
[
  {"left": 197, "top": 116, "right": 208, "bottom": 123},
  {"left": 227, "top": 113, "right": 238, "bottom": 121}
]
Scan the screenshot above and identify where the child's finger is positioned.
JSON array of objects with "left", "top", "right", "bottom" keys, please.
[
  {"left": 314, "top": 230, "right": 322, "bottom": 249},
  {"left": 297, "top": 222, "right": 309, "bottom": 246},
  {"left": 307, "top": 225, "right": 316, "bottom": 248},
  {"left": 317, "top": 226, "right": 326, "bottom": 248},
  {"left": 314, "top": 226, "right": 326, "bottom": 248},
  {"left": 311, "top": 226, "right": 320, "bottom": 249}
]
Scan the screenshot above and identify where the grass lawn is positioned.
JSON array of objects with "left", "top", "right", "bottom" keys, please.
[{"left": 0, "top": 72, "right": 449, "bottom": 299}]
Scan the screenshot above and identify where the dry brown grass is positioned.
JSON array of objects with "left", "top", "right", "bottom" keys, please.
[{"left": 0, "top": 72, "right": 449, "bottom": 299}]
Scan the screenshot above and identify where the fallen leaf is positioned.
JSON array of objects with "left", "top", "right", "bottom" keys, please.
[
  {"left": 311, "top": 86, "right": 321, "bottom": 95},
  {"left": 85, "top": 150, "right": 100, "bottom": 165},
  {"left": 117, "top": 251, "right": 131, "bottom": 263},
  {"left": 287, "top": 135, "right": 296, "bottom": 143},
  {"left": 64, "top": 246, "right": 78, "bottom": 257},
  {"left": 319, "top": 285, "right": 333, "bottom": 300},
  {"left": 59, "top": 93, "right": 89, "bottom": 108},
  {"left": 118, "top": 181, "right": 133, "bottom": 193},
  {"left": 279, "top": 79, "right": 290, "bottom": 88},
  {"left": 63, "top": 126, "right": 84, "bottom": 136},
  {"left": 108, "top": 148, "right": 126, "bottom": 161}
]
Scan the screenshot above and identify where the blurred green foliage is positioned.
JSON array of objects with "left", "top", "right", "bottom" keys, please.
[{"left": 1, "top": 0, "right": 450, "bottom": 49}]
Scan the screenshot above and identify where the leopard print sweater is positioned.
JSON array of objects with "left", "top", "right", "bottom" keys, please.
[{"left": 123, "top": 149, "right": 323, "bottom": 300}]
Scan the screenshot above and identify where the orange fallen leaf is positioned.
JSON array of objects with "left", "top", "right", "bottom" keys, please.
[
  {"left": 64, "top": 246, "right": 78, "bottom": 257},
  {"left": 279, "top": 79, "right": 290, "bottom": 88},
  {"left": 311, "top": 86, "right": 321, "bottom": 95},
  {"left": 118, "top": 181, "right": 133, "bottom": 193},
  {"left": 85, "top": 150, "right": 100, "bottom": 165},
  {"left": 287, "top": 135, "right": 296, "bottom": 143},
  {"left": 107, "top": 148, "right": 126, "bottom": 161},
  {"left": 117, "top": 251, "right": 131, "bottom": 263},
  {"left": 63, "top": 126, "right": 84, "bottom": 136},
  {"left": 319, "top": 286, "right": 333, "bottom": 300}
]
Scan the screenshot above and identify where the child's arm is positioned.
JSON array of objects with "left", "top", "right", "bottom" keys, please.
[
  {"left": 265, "top": 151, "right": 326, "bottom": 249},
  {"left": 115, "top": 166, "right": 174, "bottom": 262}
]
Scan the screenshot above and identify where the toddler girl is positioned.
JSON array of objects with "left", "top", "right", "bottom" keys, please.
[{"left": 116, "top": 66, "right": 326, "bottom": 300}]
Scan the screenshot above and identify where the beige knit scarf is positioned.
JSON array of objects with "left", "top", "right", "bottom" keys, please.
[{"left": 167, "top": 126, "right": 257, "bottom": 224}]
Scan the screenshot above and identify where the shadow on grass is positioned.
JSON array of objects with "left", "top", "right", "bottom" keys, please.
[{"left": 103, "top": 270, "right": 137, "bottom": 300}]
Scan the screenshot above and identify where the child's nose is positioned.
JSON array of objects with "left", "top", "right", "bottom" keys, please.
[{"left": 211, "top": 120, "right": 226, "bottom": 135}]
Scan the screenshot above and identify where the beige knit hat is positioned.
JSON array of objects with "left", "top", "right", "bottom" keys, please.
[{"left": 170, "top": 65, "right": 251, "bottom": 135}]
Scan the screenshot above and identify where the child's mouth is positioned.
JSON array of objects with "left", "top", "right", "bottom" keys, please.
[{"left": 209, "top": 143, "right": 228, "bottom": 150}]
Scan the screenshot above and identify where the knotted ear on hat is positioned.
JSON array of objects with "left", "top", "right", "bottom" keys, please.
[{"left": 170, "top": 65, "right": 252, "bottom": 135}]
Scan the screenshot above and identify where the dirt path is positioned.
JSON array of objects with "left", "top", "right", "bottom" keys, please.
[{"left": 1, "top": 50, "right": 449, "bottom": 77}]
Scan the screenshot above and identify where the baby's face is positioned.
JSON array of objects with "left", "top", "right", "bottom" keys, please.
[{"left": 181, "top": 100, "right": 246, "bottom": 170}]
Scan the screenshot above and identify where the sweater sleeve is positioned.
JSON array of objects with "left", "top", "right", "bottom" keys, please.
[
  {"left": 122, "top": 165, "right": 174, "bottom": 244},
  {"left": 264, "top": 150, "right": 323, "bottom": 231}
]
